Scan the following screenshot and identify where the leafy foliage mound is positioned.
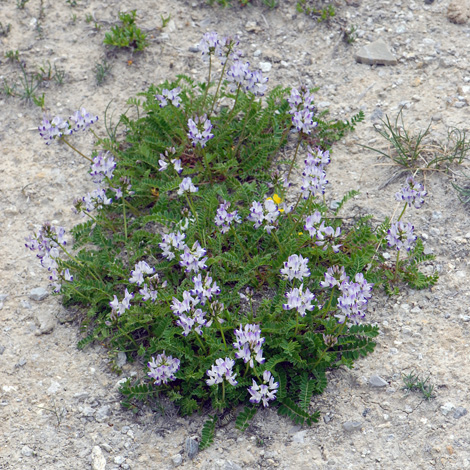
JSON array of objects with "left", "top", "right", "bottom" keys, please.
[{"left": 27, "top": 32, "right": 437, "bottom": 447}]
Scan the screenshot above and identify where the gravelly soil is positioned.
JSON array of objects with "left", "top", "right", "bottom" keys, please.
[{"left": 1, "top": 0, "right": 470, "bottom": 469}]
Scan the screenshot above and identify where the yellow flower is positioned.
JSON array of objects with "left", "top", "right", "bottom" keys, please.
[
  {"left": 298, "top": 232, "right": 303, "bottom": 236},
  {"left": 273, "top": 194, "right": 282, "bottom": 205}
]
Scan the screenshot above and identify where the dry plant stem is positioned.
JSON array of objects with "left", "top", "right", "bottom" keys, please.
[{"left": 61, "top": 137, "right": 93, "bottom": 162}]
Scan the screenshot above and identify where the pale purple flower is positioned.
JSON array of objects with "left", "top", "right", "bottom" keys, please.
[
  {"left": 38, "top": 115, "right": 71, "bottom": 144},
  {"left": 246, "top": 69, "right": 269, "bottom": 96},
  {"left": 159, "top": 231, "right": 187, "bottom": 261},
  {"left": 171, "top": 290, "right": 198, "bottom": 316},
  {"left": 283, "top": 284, "right": 316, "bottom": 317},
  {"left": 187, "top": 114, "right": 214, "bottom": 148},
  {"left": 320, "top": 265, "right": 348, "bottom": 289},
  {"left": 395, "top": 176, "right": 427, "bottom": 209},
  {"left": 147, "top": 352, "right": 180, "bottom": 385},
  {"left": 139, "top": 283, "right": 158, "bottom": 302},
  {"left": 336, "top": 273, "right": 374, "bottom": 323},
  {"left": 233, "top": 324, "right": 265, "bottom": 368},
  {"left": 129, "top": 260, "right": 155, "bottom": 286},
  {"left": 90, "top": 152, "right": 116, "bottom": 183},
  {"left": 82, "top": 188, "right": 112, "bottom": 212},
  {"left": 386, "top": 221, "right": 417, "bottom": 252},
  {"left": 206, "top": 357, "right": 238, "bottom": 386},
  {"left": 121, "top": 288, "right": 134, "bottom": 311},
  {"left": 198, "top": 31, "right": 223, "bottom": 62},
  {"left": 69, "top": 108, "right": 98, "bottom": 133},
  {"left": 301, "top": 165, "right": 328, "bottom": 199},
  {"left": 171, "top": 158, "right": 183, "bottom": 174},
  {"left": 109, "top": 289, "right": 133, "bottom": 316},
  {"left": 280, "top": 254, "right": 310, "bottom": 282},
  {"left": 292, "top": 108, "right": 317, "bottom": 135},
  {"left": 248, "top": 370, "right": 278, "bottom": 407},
  {"left": 176, "top": 308, "right": 210, "bottom": 336},
  {"left": 288, "top": 87, "right": 315, "bottom": 114},
  {"left": 63, "top": 268, "right": 73, "bottom": 282},
  {"left": 155, "top": 87, "right": 182, "bottom": 108},
  {"left": 247, "top": 198, "right": 280, "bottom": 234},
  {"left": 179, "top": 241, "right": 208, "bottom": 273},
  {"left": 178, "top": 177, "right": 198, "bottom": 196},
  {"left": 190, "top": 274, "right": 221, "bottom": 305},
  {"left": 315, "top": 223, "right": 342, "bottom": 253},
  {"left": 158, "top": 159, "right": 169, "bottom": 171},
  {"left": 304, "top": 211, "right": 322, "bottom": 238},
  {"left": 214, "top": 200, "right": 241, "bottom": 234},
  {"left": 227, "top": 60, "right": 251, "bottom": 93}
]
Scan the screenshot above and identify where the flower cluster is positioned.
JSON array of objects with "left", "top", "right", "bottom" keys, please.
[
  {"left": 80, "top": 188, "right": 113, "bottom": 212},
  {"left": 190, "top": 274, "right": 221, "bottom": 305},
  {"left": 178, "top": 177, "right": 199, "bottom": 196},
  {"left": 147, "top": 352, "right": 180, "bottom": 386},
  {"left": 89, "top": 152, "right": 116, "bottom": 183},
  {"left": 386, "top": 221, "right": 417, "bottom": 252},
  {"left": 283, "top": 283, "right": 316, "bottom": 317},
  {"left": 206, "top": 357, "right": 238, "bottom": 386},
  {"left": 226, "top": 60, "right": 268, "bottom": 96},
  {"left": 159, "top": 231, "right": 187, "bottom": 260},
  {"left": 187, "top": 114, "right": 214, "bottom": 148},
  {"left": 25, "top": 223, "right": 72, "bottom": 291},
  {"left": 233, "top": 324, "right": 265, "bottom": 368},
  {"left": 155, "top": 87, "right": 182, "bottom": 108},
  {"left": 159, "top": 232, "right": 207, "bottom": 273},
  {"left": 129, "top": 261, "right": 155, "bottom": 286},
  {"left": 198, "top": 31, "right": 242, "bottom": 65},
  {"left": 248, "top": 370, "right": 278, "bottom": 407},
  {"left": 288, "top": 87, "right": 317, "bottom": 135},
  {"left": 158, "top": 147, "right": 182, "bottom": 174},
  {"left": 301, "top": 147, "right": 330, "bottom": 199},
  {"left": 109, "top": 288, "right": 134, "bottom": 317},
  {"left": 38, "top": 108, "right": 98, "bottom": 144},
  {"left": 171, "top": 290, "right": 212, "bottom": 336},
  {"left": 304, "top": 212, "right": 342, "bottom": 253},
  {"left": 214, "top": 200, "right": 241, "bottom": 234},
  {"left": 247, "top": 198, "right": 280, "bottom": 234},
  {"left": 395, "top": 176, "right": 427, "bottom": 209},
  {"left": 280, "top": 254, "right": 311, "bottom": 281},
  {"left": 320, "top": 267, "right": 374, "bottom": 323}
]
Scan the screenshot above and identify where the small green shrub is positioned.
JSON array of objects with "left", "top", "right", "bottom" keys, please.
[
  {"left": 27, "top": 32, "right": 438, "bottom": 445},
  {"left": 104, "top": 10, "right": 148, "bottom": 51}
]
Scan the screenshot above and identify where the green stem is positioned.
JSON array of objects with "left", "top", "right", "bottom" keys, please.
[
  {"left": 233, "top": 94, "right": 255, "bottom": 158},
  {"left": 194, "top": 332, "right": 207, "bottom": 354},
  {"left": 271, "top": 230, "right": 284, "bottom": 254},
  {"left": 201, "top": 54, "right": 212, "bottom": 111},
  {"left": 322, "top": 287, "right": 336, "bottom": 320},
  {"left": 122, "top": 197, "right": 128, "bottom": 239},
  {"left": 394, "top": 250, "right": 400, "bottom": 281},
  {"left": 209, "top": 46, "right": 232, "bottom": 118},
  {"left": 217, "top": 318, "right": 227, "bottom": 350},
  {"left": 61, "top": 138, "right": 93, "bottom": 163},
  {"left": 222, "top": 380, "right": 225, "bottom": 403},
  {"left": 58, "top": 243, "right": 103, "bottom": 284},
  {"left": 286, "top": 135, "right": 303, "bottom": 181},
  {"left": 397, "top": 203, "right": 407, "bottom": 222},
  {"left": 231, "top": 226, "right": 251, "bottom": 260},
  {"left": 185, "top": 193, "right": 199, "bottom": 228}
]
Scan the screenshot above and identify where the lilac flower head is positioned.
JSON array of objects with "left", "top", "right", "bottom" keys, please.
[
  {"left": 283, "top": 283, "right": 316, "bottom": 317},
  {"left": 38, "top": 115, "right": 72, "bottom": 144},
  {"left": 304, "top": 211, "right": 322, "bottom": 238},
  {"left": 305, "top": 147, "right": 330, "bottom": 170},
  {"left": 301, "top": 163, "right": 328, "bottom": 199},
  {"left": 90, "top": 152, "right": 116, "bottom": 183},
  {"left": 215, "top": 200, "right": 241, "bottom": 234},
  {"left": 280, "top": 254, "right": 311, "bottom": 282},
  {"left": 386, "top": 221, "right": 417, "bottom": 252},
  {"left": 336, "top": 273, "right": 374, "bottom": 324},
  {"left": 246, "top": 198, "right": 281, "bottom": 234},
  {"left": 320, "top": 265, "right": 348, "bottom": 289},
  {"left": 179, "top": 241, "right": 208, "bottom": 273},
  {"left": 288, "top": 87, "right": 316, "bottom": 114},
  {"left": 315, "top": 223, "right": 342, "bottom": 253},
  {"left": 198, "top": 31, "right": 222, "bottom": 61},
  {"left": 245, "top": 69, "right": 269, "bottom": 96},
  {"left": 395, "top": 176, "right": 427, "bottom": 209},
  {"left": 69, "top": 108, "right": 98, "bottom": 133},
  {"left": 226, "top": 60, "right": 251, "bottom": 93},
  {"left": 147, "top": 352, "right": 180, "bottom": 385},
  {"left": 233, "top": 324, "right": 265, "bottom": 368},
  {"left": 155, "top": 87, "right": 182, "bottom": 108},
  {"left": 190, "top": 274, "right": 221, "bottom": 305},
  {"left": 109, "top": 288, "right": 134, "bottom": 316},
  {"left": 292, "top": 108, "right": 317, "bottom": 135},
  {"left": 129, "top": 260, "right": 155, "bottom": 286},
  {"left": 178, "top": 177, "right": 198, "bottom": 196},
  {"left": 248, "top": 370, "right": 278, "bottom": 407},
  {"left": 187, "top": 114, "right": 214, "bottom": 148},
  {"left": 82, "top": 188, "right": 112, "bottom": 212},
  {"left": 206, "top": 357, "right": 238, "bottom": 386},
  {"left": 159, "top": 231, "right": 187, "bottom": 261}
]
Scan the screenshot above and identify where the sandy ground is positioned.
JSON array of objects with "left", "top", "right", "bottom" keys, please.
[{"left": 1, "top": 0, "right": 470, "bottom": 469}]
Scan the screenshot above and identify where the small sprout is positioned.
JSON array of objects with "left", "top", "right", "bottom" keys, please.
[
  {"left": 16, "top": 0, "right": 30, "bottom": 9},
  {"left": 103, "top": 10, "right": 148, "bottom": 51},
  {"left": 0, "top": 21, "right": 12, "bottom": 37},
  {"left": 94, "top": 58, "right": 112, "bottom": 86},
  {"left": 402, "top": 371, "right": 436, "bottom": 401}
]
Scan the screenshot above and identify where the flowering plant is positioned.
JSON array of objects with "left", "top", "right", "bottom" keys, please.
[{"left": 26, "top": 32, "right": 438, "bottom": 448}]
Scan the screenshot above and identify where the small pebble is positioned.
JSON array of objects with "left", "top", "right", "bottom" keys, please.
[
  {"left": 343, "top": 421, "right": 363, "bottom": 432},
  {"left": 171, "top": 454, "right": 183, "bottom": 467},
  {"left": 185, "top": 437, "right": 199, "bottom": 460},
  {"left": 369, "top": 375, "right": 388, "bottom": 387},
  {"left": 453, "top": 407, "right": 468, "bottom": 419},
  {"left": 29, "top": 287, "right": 49, "bottom": 301},
  {"left": 21, "top": 445, "right": 34, "bottom": 457}
]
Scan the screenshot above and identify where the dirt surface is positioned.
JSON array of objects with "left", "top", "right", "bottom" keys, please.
[{"left": 1, "top": 0, "right": 470, "bottom": 469}]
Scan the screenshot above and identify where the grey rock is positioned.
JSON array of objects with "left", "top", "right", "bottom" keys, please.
[
  {"left": 91, "top": 446, "right": 107, "bottom": 470},
  {"left": 355, "top": 40, "right": 397, "bottom": 66},
  {"left": 259, "top": 61, "right": 272, "bottom": 73},
  {"left": 0, "top": 293, "right": 7, "bottom": 310},
  {"left": 0, "top": 345, "right": 5, "bottom": 355},
  {"left": 225, "top": 461, "right": 242, "bottom": 470},
  {"left": 440, "top": 402, "right": 455, "bottom": 416},
  {"left": 370, "top": 108, "right": 384, "bottom": 122},
  {"left": 453, "top": 406, "right": 468, "bottom": 419},
  {"left": 21, "top": 300, "right": 32, "bottom": 309},
  {"left": 47, "top": 380, "right": 61, "bottom": 395},
  {"left": 185, "top": 437, "right": 199, "bottom": 460},
  {"left": 116, "top": 351, "right": 127, "bottom": 368},
  {"left": 29, "top": 287, "right": 49, "bottom": 301},
  {"left": 343, "top": 421, "right": 363, "bottom": 432},
  {"left": 369, "top": 375, "right": 388, "bottom": 387},
  {"left": 95, "top": 405, "right": 111, "bottom": 422},
  {"left": 447, "top": 0, "right": 469, "bottom": 24},
  {"left": 171, "top": 453, "right": 183, "bottom": 467},
  {"left": 16, "top": 357, "right": 27, "bottom": 368},
  {"left": 114, "top": 455, "right": 125, "bottom": 465},
  {"left": 292, "top": 430, "right": 307, "bottom": 443},
  {"left": 21, "top": 445, "right": 34, "bottom": 457},
  {"left": 188, "top": 46, "right": 199, "bottom": 53},
  {"left": 34, "top": 310, "right": 55, "bottom": 335},
  {"left": 81, "top": 405, "right": 95, "bottom": 417},
  {"left": 330, "top": 200, "right": 341, "bottom": 210}
]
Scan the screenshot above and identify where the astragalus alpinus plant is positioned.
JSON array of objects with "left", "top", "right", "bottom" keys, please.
[{"left": 26, "top": 32, "right": 437, "bottom": 448}]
